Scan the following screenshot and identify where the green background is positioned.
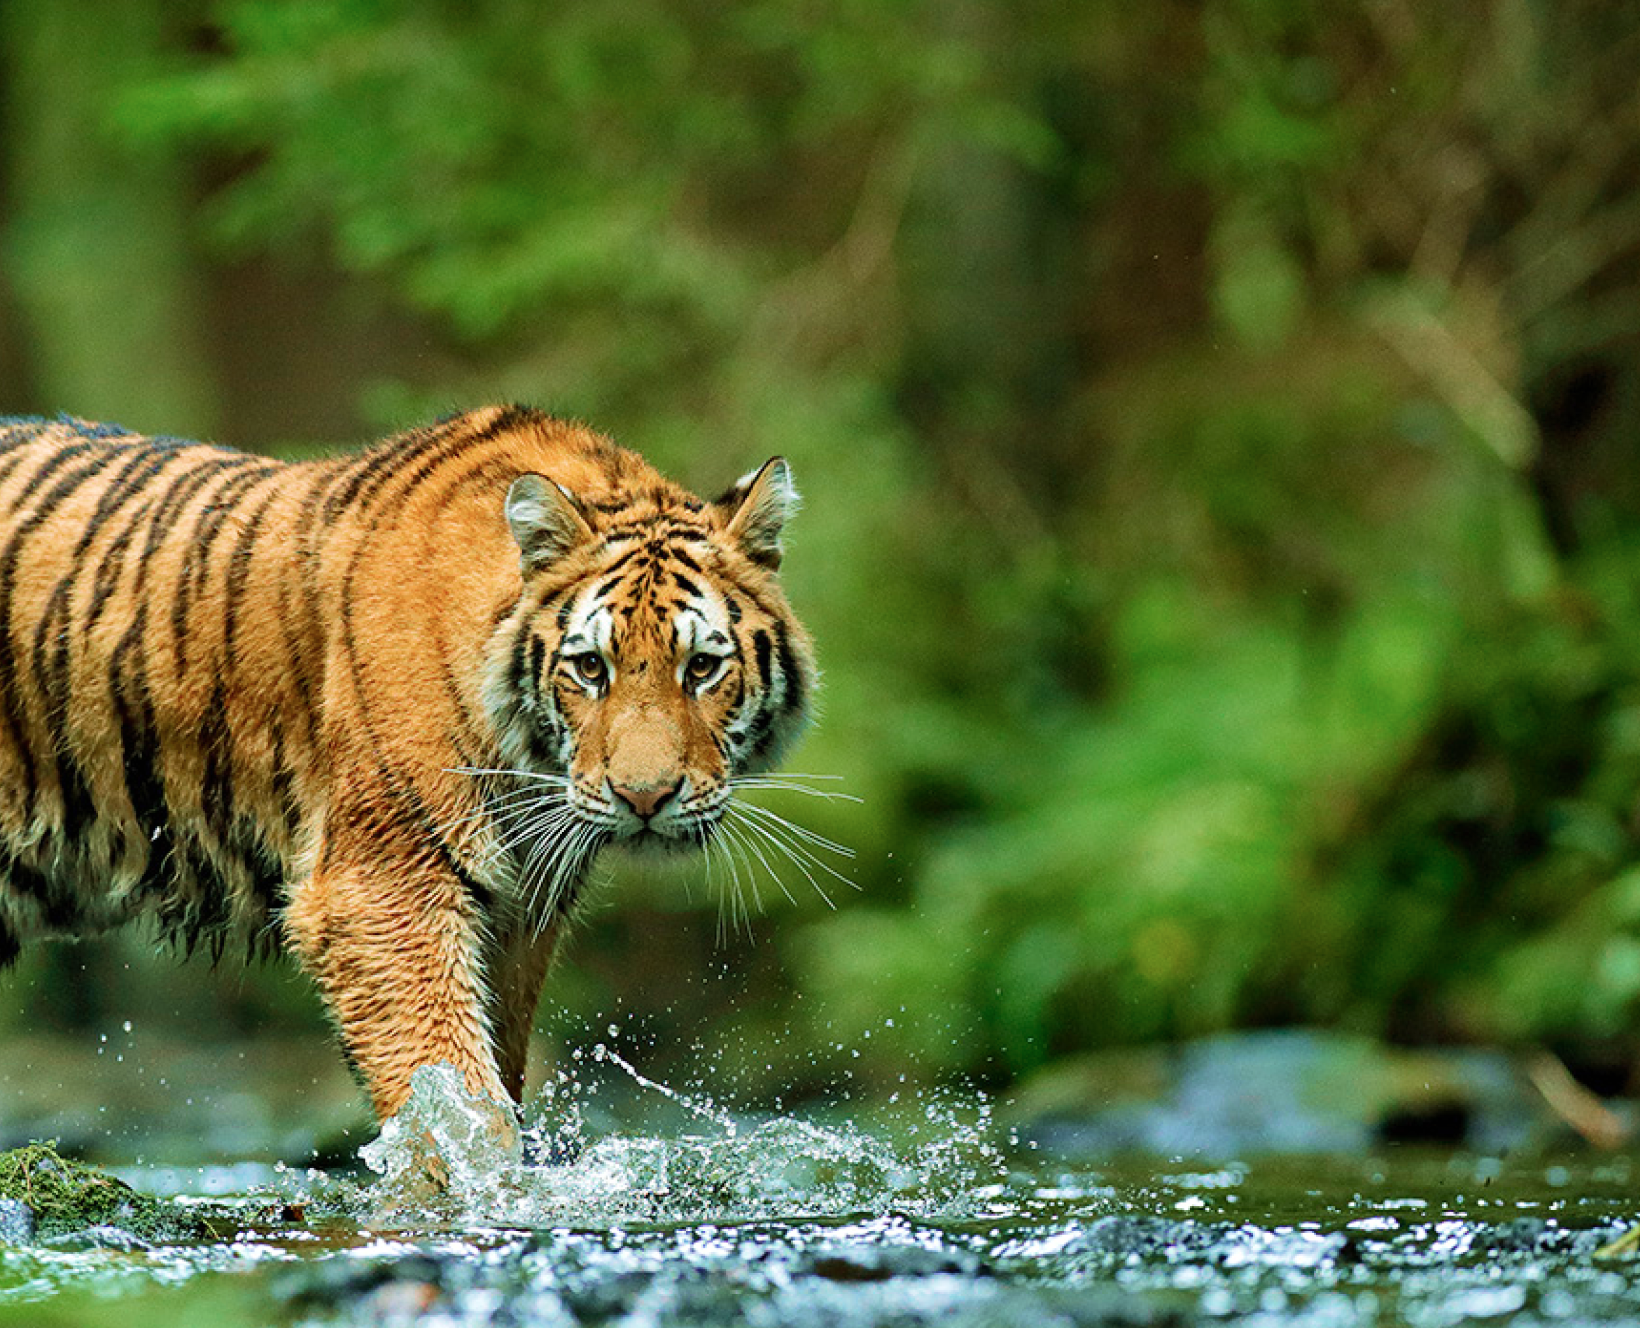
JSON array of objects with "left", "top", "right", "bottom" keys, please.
[{"left": 4, "top": 0, "right": 1640, "bottom": 1131}]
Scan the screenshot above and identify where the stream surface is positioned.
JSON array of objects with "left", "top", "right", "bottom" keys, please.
[{"left": 3, "top": 1058, "right": 1640, "bottom": 1326}]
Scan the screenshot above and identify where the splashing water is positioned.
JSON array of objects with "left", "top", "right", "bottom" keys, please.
[
  {"left": 13, "top": 1045, "right": 1640, "bottom": 1327},
  {"left": 358, "top": 1050, "right": 1010, "bottom": 1229}
]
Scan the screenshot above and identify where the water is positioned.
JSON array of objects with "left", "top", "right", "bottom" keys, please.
[{"left": 4, "top": 1059, "right": 1640, "bottom": 1326}]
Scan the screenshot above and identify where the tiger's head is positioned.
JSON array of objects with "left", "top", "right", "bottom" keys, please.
[{"left": 482, "top": 453, "right": 814, "bottom": 877}]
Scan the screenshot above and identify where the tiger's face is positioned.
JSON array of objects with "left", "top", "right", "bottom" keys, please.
[{"left": 485, "top": 457, "right": 812, "bottom": 866}]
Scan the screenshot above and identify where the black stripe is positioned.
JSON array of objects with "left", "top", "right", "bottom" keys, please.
[
  {"left": 321, "top": 427, "right": 431, "bottom": 520},
  {"left": 84, "top": 494, "right": 155, "bottom": 632},
  {"left": 28, "top": 589, "right": 95, "bottom": 841},
  {"left": 71, "top": 446, "right": 175, "bottom": 553},
  {"left": 437, "top": 653, "right": 470, "bottom": 733},
  {"left": 6, "top": 440, "right": 101, "bottom": 514},
  {"left": 748, "top": 620, "right": 807, "bottom": 764},
  {"left": 130, "top": 457, "right": 241, "bottom": 598},
  {"left": 282, "top": 475, "right": 332, "bottom": 751},
  {"left": 29, "top": 448, "right": 171, "bottom": 747},
  {"left": 241, "top": 828, "right": 285, "bottom": 919},
  {"left": 0, "top": 453, "right": 34, "bottom": 494},
  {"left": 528, "top": 635, "right": 546, "bottom": 692},
  {"left": 199, "top": 679, "right": 235, "bottom": 844},
  {"left": 222, "top": 479, "right": 282, "bottom": 660},
  {"left": 507, "top": 620, "right": 535, "bottom": 713},
  {"left": 110, "top": 603, "right": 168, "bottom": 847},
  {"left": 2, "top": 853, "right": 76, "bottom": 929},
  {"left": 773, "top": 618, "right": 807, "bottom": 719},
  {"left": 320, "top": 407, "right": 496, "bottom": 523},
  {"left": 369, "top": 744, "right": 495, "bottom": 912},
  {"left": 750, "top": 629, "right": 773, "bottom": 689},
  {"left": 171, "top": 464, "right": 273, "bottom": 673},
  {"left": 268, "top": 719, "right": 299, "bottom": 838},
  {"left": 0, "top": 447, "right": 130, "bottom": 820}
]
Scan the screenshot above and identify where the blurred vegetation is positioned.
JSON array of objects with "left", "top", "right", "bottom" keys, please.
[{"left": 5, "top": 0, "right": 1640, "bottom": 1107}]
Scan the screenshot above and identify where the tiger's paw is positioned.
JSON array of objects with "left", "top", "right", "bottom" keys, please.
[{"left": 360, "top": 1064, "right": 522, "bottom": 1214}]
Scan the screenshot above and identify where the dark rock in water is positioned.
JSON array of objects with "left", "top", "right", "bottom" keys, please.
[
  {"left": 0, "top": 1143, "right": 170, "bottom": 1242},
  {"left": 1487, "top": 1216, "right": 1612, "bottom": 1259},
  {"left": 273, "top": 1253, "right": 450, "bottom": 1313},
  {"left": 0, "top": 1196, "right": 34, "bottom": 1244},
  {"left": 1489, "top": 1216, "right": 1557, "bottom": 1253},
  {"left": 1011, "top": 1029, "right": 1546, "bottom": 1157},
  {"left": 556, "top": 1268, "right": 660, "bottom": 1322},
  {"left": 0, "top": 1141, "right": 260, "bottom": 1243},
  {"left": 802, "top": 1244, "right": 990, "bottom": 1281}
]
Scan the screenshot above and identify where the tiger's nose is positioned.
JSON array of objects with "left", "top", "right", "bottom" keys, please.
[{"left": 611, "top": 779, "right": 681, "bottom": 820}]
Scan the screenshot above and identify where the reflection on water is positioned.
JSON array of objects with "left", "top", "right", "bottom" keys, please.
[{"left": 4, "top": 1048, "right": 1640, "bottom": 1326}]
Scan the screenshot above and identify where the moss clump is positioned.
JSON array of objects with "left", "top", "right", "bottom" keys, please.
[{"left": 0, "top": 1142, "right": 210, "bottom": 1243}]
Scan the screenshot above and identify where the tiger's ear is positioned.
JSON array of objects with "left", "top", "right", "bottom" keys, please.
[
  {"left": 718, "top": 457, "right": 798, "bottom": 570},
  {"left": 505, "top": 473, "right": 594, "bottom": 572}
]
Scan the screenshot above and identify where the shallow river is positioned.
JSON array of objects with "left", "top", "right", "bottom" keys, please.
[{"left": 3, "top": 1060, "right": 1640, "bottom": 1326}]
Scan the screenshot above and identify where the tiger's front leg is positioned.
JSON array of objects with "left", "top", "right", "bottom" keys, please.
[
  {"left": 489, "top": 925, "right": 566, "bottom": 1103},
  {"left": 284, "top": 849, "right": 516, "bottom": 1137}
]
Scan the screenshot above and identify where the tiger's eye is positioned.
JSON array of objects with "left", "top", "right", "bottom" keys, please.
[
  {"left": 685, "top": 653, "right": 720, "bottom": 685},
  {"left": 572, "top": 652, "right": 607, "bottom": 686}
]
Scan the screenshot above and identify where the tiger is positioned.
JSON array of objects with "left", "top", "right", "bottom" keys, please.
[{"left": 0, "top": 405, "right": 813, "bottom": 1125}]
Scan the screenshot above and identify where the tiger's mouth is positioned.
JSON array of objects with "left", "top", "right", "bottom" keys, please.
[
  {"left": 613, "top": 821, "right": 714, "bottom": 857},
  {"left": 586, "top": 775, "right": 728, "bottom": 850},
  {"left": 603, "top": 801, "right": 725, "bottom": 853}
]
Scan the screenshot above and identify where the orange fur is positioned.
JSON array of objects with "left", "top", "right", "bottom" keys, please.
[{"left": 0, "top": 408, "right": 813, "bottom": 1120}]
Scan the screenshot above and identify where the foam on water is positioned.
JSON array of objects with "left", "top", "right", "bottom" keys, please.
[{"left": 358, "top": 1054, "right": 1011, "bottom": 1229}]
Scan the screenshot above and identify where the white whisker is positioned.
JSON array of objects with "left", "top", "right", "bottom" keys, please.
[
  {"left": 727, "top": 811, "right": 836, "bottom": 910},
  {"left": 725, "top": 804, "right": 854, "bottom": 903},
  {"left": 719, "top": 816, "right": 797, "bottom": 908},
  {"left": 494, "top": 806, "right": 578, "bottom": 860},
  {"left": 731, "top": 777, "right": 862, "bottom": 804},
  {"left": 717, "top": 818, "right": 774, "bottom": 914},
  {"left": 731, "top": 798, "right": 856, "bottom": 862},
  {"left": 710, "top": 822, "right": 756, "bottom": 944}
]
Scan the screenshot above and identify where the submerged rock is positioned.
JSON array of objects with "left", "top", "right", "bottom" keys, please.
[
  {"left": 1011, "top": 1029, "right": 1545, "bottom": 1157},
  {"left": 0, "top": 1140, "right": 263, "bottom": 1244},
  {"left": 0, "top": 1142, "right": 162, "bottom": 1242},
  {"left": 801, "top": 1244, "right": 990, "bottom": 1282}
]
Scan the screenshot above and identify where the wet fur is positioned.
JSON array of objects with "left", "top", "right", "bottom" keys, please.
[{"left": 0, "top": 407, "right": 812, "bottom": 1117}]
